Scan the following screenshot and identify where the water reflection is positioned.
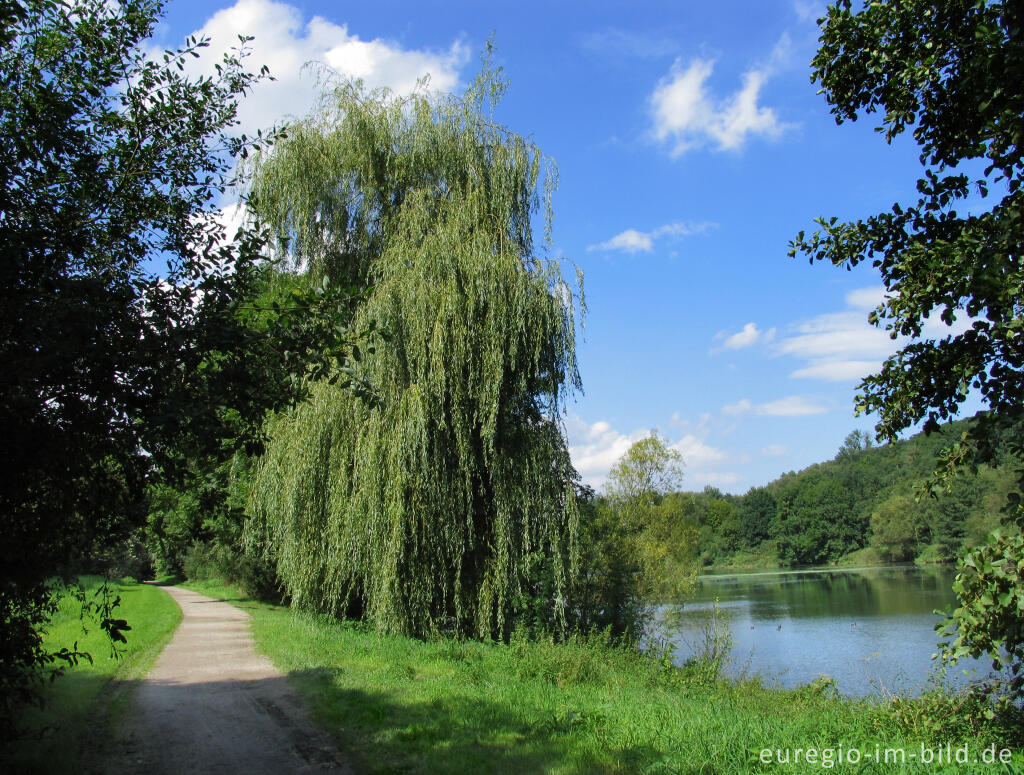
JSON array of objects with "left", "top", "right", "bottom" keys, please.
[{"left": 663, "top": 565, "right": 993, "bottom": 697}]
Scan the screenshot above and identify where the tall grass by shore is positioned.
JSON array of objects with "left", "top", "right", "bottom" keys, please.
[{"left": 186, "top": 579, "right": 1022, "bottom": 774}]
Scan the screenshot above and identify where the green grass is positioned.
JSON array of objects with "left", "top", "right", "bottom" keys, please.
[
  {"left": 183, "top": 579, "right": 1023, "bottom": 774},
  {"left": 705, "top": 546, "right": 782, "bottom": 573},
  {"left": 915, "top": 544, "right": 955, "bottom": 565},
  {"left": 833, "top": 546, "right": 889, "bottom": 567},
  {"left": 2, "top": 577, "right": 182, "bottom": 774},
  {"left": 706, "top": 543, "right": 960, "bottom": 576}
]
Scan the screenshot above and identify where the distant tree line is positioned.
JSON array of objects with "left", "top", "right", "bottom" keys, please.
[{"left": 642, "top": 419, "right": 1018, "bottom": 571}]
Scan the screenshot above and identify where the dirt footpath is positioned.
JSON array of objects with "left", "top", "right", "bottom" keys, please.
[{"left": 102, "top": 586, "right": 349, "bottom": 774}]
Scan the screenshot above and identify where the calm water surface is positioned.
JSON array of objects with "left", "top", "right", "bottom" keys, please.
[{"left": 663, "top": 564, "right": 993, "bottom": 697}]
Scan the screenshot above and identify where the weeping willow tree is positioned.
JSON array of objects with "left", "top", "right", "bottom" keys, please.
[{"left": 245, "top": 64, "right": 584, "bottom": 640}]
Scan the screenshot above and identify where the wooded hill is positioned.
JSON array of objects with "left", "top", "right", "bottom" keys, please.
[{"left": 659, "top": 417, "right": 1018, "bottom": 569}]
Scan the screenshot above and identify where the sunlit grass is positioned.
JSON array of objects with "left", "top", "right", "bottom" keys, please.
[
  {"left": 3, "top": 577, "right": 181, "bottom": 774},
  {"left": 184, "top": 579, "right": 1023, "bottom": 774}
]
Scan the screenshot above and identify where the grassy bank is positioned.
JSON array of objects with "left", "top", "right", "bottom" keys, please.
[
  {"left": 185, "top": 579, "right": 1021, "bottom": 774},
  {"left": 1, "top": 577, "right": 181, "bottom": 774},
  {"left": 704, "top": 545, "right": 958, "bottom": 576}
]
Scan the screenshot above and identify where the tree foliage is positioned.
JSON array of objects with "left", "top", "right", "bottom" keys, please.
[
  {"left": 0, "top": 0, "right": 353, "bottom": 728},
  {"left": 140, "top": 265, "right": 367, "bottom": 593},
  {"left": 739, "top": 487, "right": 776, "bottom": 547},
  {"left": 869, "top": 493, "right": 925, "bottom": 562},
  {"left": 689, "top": 419, "right": 1015, "bottom": 569},
  {"left": 790, "top": 0, "right": 1023, "bottom": 470},
  {"left": 937, "top": 525, "right": 1024, "bottom": 705},
  {"left": 791, "top": 0, "right": 1024, "bottom": 702},
  {"left": 585, "top": 434, "right": 697, "bottom": 638},
  {"left": 775, "top": 474, "right": 860, "bottom": 566},
  {"left": 606, "top": 433, "right": 685, "bottom": 507},
  {"left": 245, "top": 64, "right": 584, "bottom": 640},
  {"left": 836, "top": 429, "right": 873, "bottom": 460}
]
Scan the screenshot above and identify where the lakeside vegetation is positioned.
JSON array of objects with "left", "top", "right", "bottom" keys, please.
[
  {"left": 664, "top": 418, "right": 1020, "bottom": 573},
  {"left": 0, "top": 577, "right": 182, "bottom": 774},
  {"left": 183, "top": 578, "right": 1022, "bottom": 774},
  {"left": 2, "top": 0, "right": 1022, "bottom": 764}
]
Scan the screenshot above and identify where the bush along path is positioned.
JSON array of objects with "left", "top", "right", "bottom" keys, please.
[{"left": 102, "top": 586, "right": 349, "bottom": 774}]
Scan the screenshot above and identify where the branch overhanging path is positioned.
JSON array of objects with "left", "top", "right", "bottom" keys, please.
[{"left": 104, "top": 586, "right": 349, "bottom": 774}]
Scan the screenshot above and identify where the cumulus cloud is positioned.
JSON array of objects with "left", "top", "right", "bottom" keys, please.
[
  {"left": 216, "top": 200, "right": 249, "bottom": 237},
  {"left": 183, "top": 199, "right": 256, "bottom": 259},
  {"left": 723, "top": 323, "right": 763, "bottom": 349},
  {"left": 722, "top": 396, "right": 827, "bottom": 417},
  {"left": 761, "top": 444, "right": 788, "bottom": 456},
  {"left": 587, "top": 221, "right": 716, "bottom": 254},
  {"left": 778, "top": 314, "right": 888, "bottom": 359},
  {"left": 789, "top": 360, "right": 881, "bottom": 381},
  {"left": 776, "top": 285, "right": 973, "bottom": 383},
  {"left": 712, "top": 322, "right": 776, "bottom": 352},
  {"left": 171, "top": 0, "right": 468, "bottom": 138},
  {"left": 844, "top": 286, "right": 885, "bottom": 311},
  {"left": 773, "top": 286, "right": 892, "bottom": 381},
  {"left": 564, "top": 414, "right": 735, "bottom": 490},
  {"left": 649, "top": 36, "right": 795, "bottom": 155},
  {"left": 589, "top": 229, "right": 654, "bottom": 254},
  {"left": 564, "top": 416, "right": 649, "bottom": 488},
  {"left": 670, "top": 434, "right": 729, "bottom": 467}
]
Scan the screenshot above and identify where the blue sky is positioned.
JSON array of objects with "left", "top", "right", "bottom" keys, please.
[{"left": 153, "top": 0, "right": 974, "bottom": 493}]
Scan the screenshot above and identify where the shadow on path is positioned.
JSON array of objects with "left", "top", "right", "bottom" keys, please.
[{"left": 100, "top": 586, "right": 348, "bottom": 775}]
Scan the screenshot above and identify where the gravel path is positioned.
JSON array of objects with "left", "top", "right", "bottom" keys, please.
[{"left": 103, "top": 586, "right": 349, "bottom": 774}]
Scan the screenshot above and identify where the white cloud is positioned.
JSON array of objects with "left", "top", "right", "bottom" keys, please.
[
  {"left": 173, "top": 0, "right": 468, "bottom": 138},
  {"left": 793, "top": 0, "right": 825, "bottom": 24},
  {"left": 844, "top": 286, "right": 886, "bottom": 311},
  {"left": 649, "top": 38, "right": 795, "bottom": 156},
  {"left": 564, "top": 414, "right": 735, "bottom": 490},
  {"left": 722, "top": 396, "right": 827, "bottom": 417},
  {"left": 789, "top": 360, "right": 881, "bottom": 381},
  {"left": 589, "top": 229, "right": 653, "bottom": 254},
  {"left": 216, "top": 200, "right": 249, "bottom": 238},
  {"left": 777, "top": 284, "right": 973, "bottom": 383},
  {"left": 587, "top": 221, "right": 716, "bottom": 254},
  {"left": 722, "top": 399, "right": 753, "bottom": 417},
  {"left": 757, "top": 396, "right": 828, "bottom": 416},
  {"left": 765, "top": 32, "right": 796, "bottom": 74},
  {"left": 762, "top": 444, "right": 788, "bottom": 456},
  {"left": 772, "top": 286, "right": 892, "bottom": 382},
  {"left": 776, "top": 311, "right": 893, "bottom": 361},
  {"left": 670, "top": 434, "right": 728, "bottom": 466},
  {"left": 921, "top": 308, "right": 974, "bottom": 339},
  {"left": 713, "top": 322, "right": 777, "bottom": 352},
  {"left": 564, "top": 416, "right": 649, "bottom": 488},
  {"left": 724, "top": 323, "right": 762, "bottom": 349},
  {"left": 184, "top": 199, "right": 253, "bottom": 259},
  {"left": 652, "top": 222, "right": 715, "bottom": 239}
]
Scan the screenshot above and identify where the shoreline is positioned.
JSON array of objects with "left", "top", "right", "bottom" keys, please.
[{"left": 700, "top": 559, "right": 955, "bottom": 581}]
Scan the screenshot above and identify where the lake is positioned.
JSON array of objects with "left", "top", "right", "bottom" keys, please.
[{"left": 661, "top": 564, "right": 995, "bottom": 697}]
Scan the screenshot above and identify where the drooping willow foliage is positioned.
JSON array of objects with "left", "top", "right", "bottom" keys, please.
[{"left": 245, "top": 64, "right": 584, "bottom": 640}]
